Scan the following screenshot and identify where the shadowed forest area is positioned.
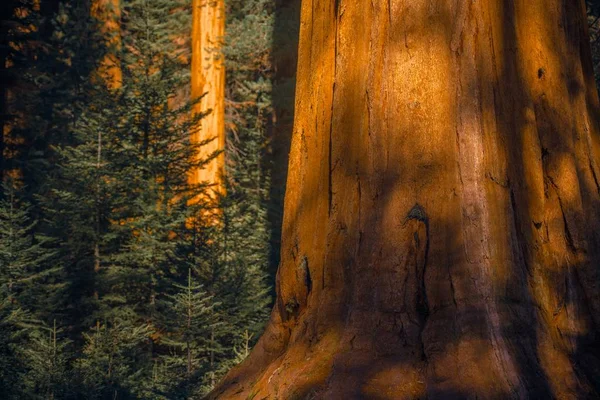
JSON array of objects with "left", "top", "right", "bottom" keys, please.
[
  {"left": 1, "top": 1, "right": 600, "bottom": 399},
  {"left": 0, "top": 0, "right": 298, "bottom": 398}
]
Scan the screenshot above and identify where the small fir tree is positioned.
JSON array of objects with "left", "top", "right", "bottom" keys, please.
[
  {"left": 20, "top": 320, "right": 72, "bottom": 400},
  {"left": 0, "top": 180, "right": 63, "bottom": 317},
  {"left": 74, "top": 321, "right": 153, "bottom": 400},
  {"left": 157, "top": 268, "right": 220, "bottom": 396}
]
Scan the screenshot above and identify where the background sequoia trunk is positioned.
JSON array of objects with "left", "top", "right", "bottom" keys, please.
[
  {"left": 210, "top": 0, "right": 600, "bottom": 398},
  {"left": 190, "top": 0, "right": 225, "bottom": 196}
]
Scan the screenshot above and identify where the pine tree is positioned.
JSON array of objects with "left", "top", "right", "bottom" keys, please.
[
  {"left": 0, "top": 180, "right": 63, "bottom": 316},
  {"left": 215, "top": 0, "right": 274, "bottom": 371},
  {"left": 74, "top": 321, "right": 153, "bottom": 400},
  {"left": 156, "top": 268, "right": 220, "bottom": 397},
  {"left": 0, "top": 296, "right": 29, "bottom": 398},
  {"left": 43, "top": 83, "right": 122, "bottom": 329},
  {"left": 6, "top": 1, "right": 117, "bottom": 334},
  {"left": 20, "top": 320, "right": 72, "bottom": 400},
  {"left": 95, "top": 0, "right": 212, "bottom": 326},
  {"left": 7, "top": 1, "right": 103, "bottom": 206},
  {"left": 44, "top": 1, "right": 222, "bottom": 397},
  {"left": 2, "top": 1, "right": 277, "bottom": 397},
  {"left": 0, "top": 179, "right": 64, "bottom": 398},
  {"left": 177, "top": 199, "right": 271, "bottom": 392},
  {"left": 42, "top": 0, "right": 208, "bottom": 330}
]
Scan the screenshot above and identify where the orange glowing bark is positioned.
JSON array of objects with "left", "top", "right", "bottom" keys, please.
[
  {"left": 190, "top": 0, "right": 225, "bottom": 197},
  {"left": 210, "top": 0, "right": 600, "bottom": 398},
  {"left": 91, "top": 0, "right": 122, "bottom": 90}
]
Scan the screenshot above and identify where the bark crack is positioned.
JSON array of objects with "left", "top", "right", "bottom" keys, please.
[
  {"left": 300, "top": 256, "right": 312, "bottom": 295},
  {"left": 486, "top": 172, "right": 510, "bottom": 188},
  {"left": 357, "top": 172, "right": 362, "bottom": 255},
  {"left": 451, "top": 0, "right": 469, "bottom": 54},
  {"left": 328, "top": 3, "right": 339, "bottom": 217},
  {"left": 510, "top": 188, "right": 531, "bottom": 276},
  {"left": 584, "top": 113, "right": 600, "bottom": 195},
  {"left": 589, "top": 157, "right": 600, "bottom": 195},
  {"left": 448, "top": 265, "right": 458, "bottom": 309},
  {"left": 404, "top": 203, "right": 430, "bottom": 363},
  {"left": 548, "top": 176, "right": 579, "bottom": 252}
]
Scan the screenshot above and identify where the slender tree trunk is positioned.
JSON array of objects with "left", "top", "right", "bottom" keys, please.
[
  {"left": 210, "top": 0, "right": 600, "bottom": 398},
  {"left": 190, "top": 0, "right": 225, "bottom": 197}
]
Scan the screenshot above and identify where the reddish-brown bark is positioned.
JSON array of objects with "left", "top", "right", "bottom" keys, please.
[
  {"left": 210, "top": 0, "right": 600, "bottom": 398},
  {"left": 190, "top": 0, "right": 225, "bottom": 197}
]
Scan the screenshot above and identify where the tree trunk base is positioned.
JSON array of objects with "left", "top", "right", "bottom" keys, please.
[{"left": 209, "top": 293, "right": 600, "bottom": 399}]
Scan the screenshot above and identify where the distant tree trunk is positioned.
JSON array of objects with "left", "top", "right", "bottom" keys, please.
[
  {"left": 209, "top": 0, "right": 600, "bottom": 398},
  {"left": 91, "top": 0, "right": 122, "bottom": 89},
  {"left": 190, "top": 0, "right": 225, "bottom": 197}
]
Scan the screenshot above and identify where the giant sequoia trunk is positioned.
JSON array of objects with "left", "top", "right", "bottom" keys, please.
[
  {"left": 211, "top": 0, "right": 600, "bottom": 398},
  {"left": 190, "top": 0, "right": 225, "bottom": 195}
]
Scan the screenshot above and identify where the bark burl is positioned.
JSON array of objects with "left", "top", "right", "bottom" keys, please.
[{"left": 210, "top": 0, "right": 600, "bottom": 398}]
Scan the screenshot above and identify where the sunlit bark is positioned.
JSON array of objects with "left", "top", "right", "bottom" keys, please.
[
  {"left": 210, "top": 0, "right": 600, "bottom": 398},
  {"left": 190, "top": 0, "right": 225, "bottom": 197}
]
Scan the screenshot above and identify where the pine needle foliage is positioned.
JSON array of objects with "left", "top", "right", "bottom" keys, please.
[
  {"left": 74, "top": 321, "right": 153, "bottom": 400},
  {"left": 1, "top": 0, "right": 276, "bottom": 397},
  {"left": 0, "top": 180, "right": 64, "bottom": 398},
  {"left": 20, "top": 321, "right": 72, "bottom": 400},
  {"left": 156, "top": 268, "right": 220, "bottom": 397}
]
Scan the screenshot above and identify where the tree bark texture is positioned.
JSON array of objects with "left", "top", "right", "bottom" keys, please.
[
  {"left": 211, "top": 0, "right": 600, "bottom": 398},
  {"left": 190, "top": 0, "right": 225, "bottom": 195}
]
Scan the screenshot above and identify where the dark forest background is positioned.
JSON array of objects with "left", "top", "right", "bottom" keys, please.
[{"left": 0, "top": 1, "right": 598, "bottom": 399}]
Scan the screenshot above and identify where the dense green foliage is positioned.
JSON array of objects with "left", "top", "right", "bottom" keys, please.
[{"left": 0, "top": 0, "right": 277, "bottom": 398}]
